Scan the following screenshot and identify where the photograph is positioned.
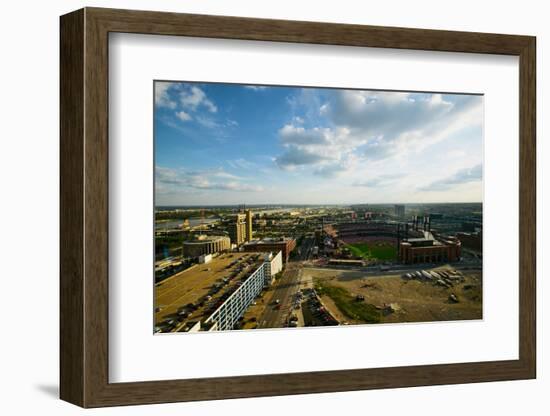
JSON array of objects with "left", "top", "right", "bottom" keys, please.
[{"left": 153, "top": 81, "right": 483, "bottom": 334}]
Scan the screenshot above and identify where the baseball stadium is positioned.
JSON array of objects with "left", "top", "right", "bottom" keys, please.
[{"left": 326, "top": 217, "right": 460, "bottom": 264}]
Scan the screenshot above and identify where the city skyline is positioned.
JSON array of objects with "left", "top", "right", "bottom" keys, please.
[
  {"left": 155, "top": 82, "right": 483, "bottom": 206},
  {"left": 156, "top": 202, "right": 483, "bottom": 209}
]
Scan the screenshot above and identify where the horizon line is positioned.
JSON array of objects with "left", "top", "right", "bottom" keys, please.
[{"left": 155, "top": 201, "right": 483, "bottom": 208}]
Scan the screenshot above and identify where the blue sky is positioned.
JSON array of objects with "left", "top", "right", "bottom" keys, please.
[{"left": 155, "top": 81, "right": 483, "bottom": 206}]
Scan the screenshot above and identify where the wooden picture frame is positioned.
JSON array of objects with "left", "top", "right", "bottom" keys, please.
[{"left": 60, "top": 7, "right": 536, "bottom": 408}]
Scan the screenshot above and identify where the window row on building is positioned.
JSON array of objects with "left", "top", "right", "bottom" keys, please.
[{"left": 203, "top": 251, "right": 282, "bottom": 331}]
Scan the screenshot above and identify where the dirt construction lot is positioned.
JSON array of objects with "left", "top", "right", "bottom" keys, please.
[{"left": 302, "top": 266, "right": 482, "bottom": 325}]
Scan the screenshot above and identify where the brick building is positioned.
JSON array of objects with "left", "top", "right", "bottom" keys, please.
[
  {"left": 398, "top": 237, "right": 461, "bottom": 264},
  {"left": 242, "top": 237, "right": 296, "bottom": 263},
  {"left": 456, "top": 231, "right": 482, "bottom": 252}
]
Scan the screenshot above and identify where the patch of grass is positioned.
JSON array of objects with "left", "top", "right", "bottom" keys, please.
[
  {"left": 346, "top": 242, "right": 397, "bottom": 261},
  {"left": 315, "top": 282, "right": 380, "bottom": 323}
]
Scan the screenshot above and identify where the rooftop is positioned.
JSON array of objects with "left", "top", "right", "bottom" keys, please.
[
  {"left": 244, "top": 237, "right": 293, "bottom": 245},
  {"left": 155, "top": 252, "right": 264, "bottom": 331},
  {"left": 406, "top": 238, "right": 433, "bottom": 243},
  {"left": 183, "top": 235, "right": 229, "bottom": 244}
]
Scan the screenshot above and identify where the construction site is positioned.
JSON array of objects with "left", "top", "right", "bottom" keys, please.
[{"left": 302, "top": 266, "right": 482, "bottom": 325}]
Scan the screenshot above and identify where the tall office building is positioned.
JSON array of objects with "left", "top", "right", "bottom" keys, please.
[
  {"left": 394, "top": 204, "right": 405, "bottom": 218},
  {"left": 229, "top": 209, "right": 253, "bottom": 246},
  {"left": 246, "top": 209, "right": 253, "bottom": 241}
]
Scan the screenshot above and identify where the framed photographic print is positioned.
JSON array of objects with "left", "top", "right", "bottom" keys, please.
[{"left": 60, "top": 7, "right": 536, "bottom": 408}]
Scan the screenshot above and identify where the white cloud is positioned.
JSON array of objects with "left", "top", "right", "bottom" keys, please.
[
  {"left": 175, "top": 110, "right": 192, "bottom": 122},
  {"left": 156, "top": 83, "right": 223, "bottom": 131},
  {"left": 214, "top": 182, "right": 264, "bottom": 191},
  {"left": 276, "top": 148, "right": 332, "bottom": 170},
  {"left": 274, "top": 90, "right": 483, "bottom": 181},
  {"left": 155, "top": 82, "right": 176, "bottom": 109},
  {"left": 196, "top": 116, "right": 219, "bottom": 129},
  {"left": 279, "top": 125, "right": 332, "bottom": 146},
  {"left": 274, "top": 123, "right": 364, "bottom": 176},
  {"left": 324, "top": 90, "right": 456, "bottom": 138},
  {"left": 179, "top": 86, "right": 217, "bottom": 113},
  {"left": 244, "top": 86, "right": 268, "bottom": 91},
  {"left": 314, "top": 154, "right": 359, "bottom": 178},
  {"left": 156, "top": 166, "right": 264, "bottom": 193},
  {"left": 365, "top": 97, "right": 482, "bottom": 162}
]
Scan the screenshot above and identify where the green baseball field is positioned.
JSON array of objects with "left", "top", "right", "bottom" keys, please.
[{"left": 345, "top": 241, "right": 397, "bottom": 261}]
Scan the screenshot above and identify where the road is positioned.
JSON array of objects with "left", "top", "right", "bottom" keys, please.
[
  {"left": 258, "top": 236, "right": 315, "bottom": 328},
  {"left": 297, "top": 236, "right": 316, "bottom": 261},
  {"left": 306, "top": 261, "right": 481, "bottom": 276},
  {"left": 258, "top": 263, "right": 302, "bottom": 328}
]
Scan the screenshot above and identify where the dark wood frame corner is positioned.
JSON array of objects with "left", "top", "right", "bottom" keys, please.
[{"left": 60, "top": 7, "right": 536, "bottom": 408}]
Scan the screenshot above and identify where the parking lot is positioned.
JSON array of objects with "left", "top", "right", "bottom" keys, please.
[
  {"left": 154, "top": 252, "right": 263, "bottom": 333},
  {"left": 301, "top": 288, "right": 339, "bottom": 327}
]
